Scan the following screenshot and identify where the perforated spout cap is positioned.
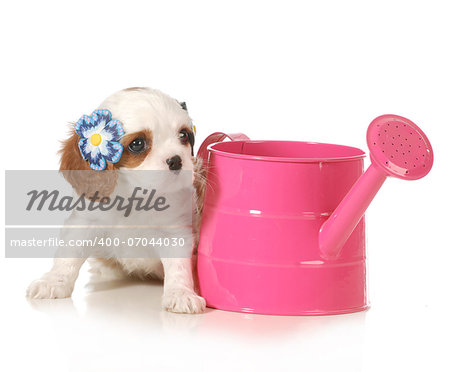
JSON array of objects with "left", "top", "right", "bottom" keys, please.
[{"left": 367, "top": 114, "right": 433, "bottom": 180}]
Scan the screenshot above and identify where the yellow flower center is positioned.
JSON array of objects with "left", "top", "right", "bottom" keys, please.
[{"left": 90, "top": 133, "right": 102, "bottom": 146}]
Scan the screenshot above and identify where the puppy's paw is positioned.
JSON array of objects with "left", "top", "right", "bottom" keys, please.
[
  {"left": 26, "top": 276, "right": 74, "bottom": 299},
  {"left": 162, "top": 289, "right": 206, "bottom": 314}
]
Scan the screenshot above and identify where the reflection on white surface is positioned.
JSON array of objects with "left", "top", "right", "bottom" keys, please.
[
  {"left": 2, "top": 246, "right": 448, "bottom": 372},
  {"left": 24, "top": 270, "right": 367, "bottom": 372}
]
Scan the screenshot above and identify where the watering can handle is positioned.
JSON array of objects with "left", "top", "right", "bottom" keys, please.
[{"left": 197, "top": 132, "right": 250, "bottom": 167}]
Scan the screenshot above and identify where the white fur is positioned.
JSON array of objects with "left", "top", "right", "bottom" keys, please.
[
  {"left": 100, "top": 88, "right": 195, "bottom": 172},
  {"left": 26, "top": 88, "right": 206, "bottom": 314}
]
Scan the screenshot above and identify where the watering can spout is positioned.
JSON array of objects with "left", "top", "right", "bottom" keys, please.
[
  {"left": 319, "top": 114, "right": 433, "bottom": 260},
  {"left": 319, "top": 164, "right": 387, "bottom": 259}
]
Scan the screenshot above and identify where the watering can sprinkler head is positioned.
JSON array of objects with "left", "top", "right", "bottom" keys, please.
[
  {"left": 319, "top": 114, "right": 434, "bottom": 260},
  {"left": 367, "top": 115, "right": 433, "bottom": 180}
]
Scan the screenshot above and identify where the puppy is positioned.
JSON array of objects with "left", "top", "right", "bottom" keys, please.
[{"left": 26, "top": 87, "right": 206, "bottom": 314}]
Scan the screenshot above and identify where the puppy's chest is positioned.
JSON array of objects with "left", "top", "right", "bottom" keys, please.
[{"left": 70, "top": 199, "right": 192, "bottom": 228}]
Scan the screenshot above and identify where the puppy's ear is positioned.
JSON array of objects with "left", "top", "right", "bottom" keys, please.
[
  {"left": 178, "top": 101, "right": 194, "bottom": 155},
  {"left": 179, "top": 102, "right": 188, "bottom": 111},
  {"left": 59, "top": 130, "right": 118, "bottom": 199}
]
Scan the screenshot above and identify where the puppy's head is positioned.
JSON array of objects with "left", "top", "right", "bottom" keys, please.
[
  {"left": 60, "top": 87, "right": 196, "bottom": 196},
  {"left": 99, "top": 87, "right": 195, "bottom": 171}
]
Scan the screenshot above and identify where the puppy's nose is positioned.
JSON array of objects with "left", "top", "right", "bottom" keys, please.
[{"left": 166, "top": 155, "right": 182, "bottom": 170}]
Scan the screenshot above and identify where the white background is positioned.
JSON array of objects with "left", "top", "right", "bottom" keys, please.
[{"left": 1, "top": 1, "right": 449, "bottom": 371}]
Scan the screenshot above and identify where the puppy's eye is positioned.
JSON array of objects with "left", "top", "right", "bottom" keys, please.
[
  {"left": 179, "top": 129, "right": 189, "bottom": 145},
  {"left": 128, "top": 137, "right": 146, "bottom": 154}
]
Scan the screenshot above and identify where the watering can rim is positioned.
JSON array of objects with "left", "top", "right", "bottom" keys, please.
[{"left": 206, "top": 139, "right": 366, "bottom": 164}]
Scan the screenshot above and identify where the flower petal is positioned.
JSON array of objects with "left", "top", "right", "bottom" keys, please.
[
  {"left": 78, "top": 138, "right": 89, "bottom": 160},
  {"left": 79, "top": 138, "right": 106, "bottom": 170},
  {"left": 103, "top": 119, "right": 125, "bottom": 141},
  {"left": 92, "top": 109, "right": 112, "bottom": 125},
  {"left": 89, "top": 112, "right": 104, "bottom": 131},
  {"left": 74, "top": 110, "right": 122, "bottom": 170},
  {"left": 100, "top": 141, "right": 124, "bottom": 163},
  {"left": 87, "top": 140, "right": 101, "bottom": 155},
  {"left": 87, "top": 152, "right": 107, "bottom": 171},
  {"left": 74, "top": 115, "right": 96, "bottom": 138}
]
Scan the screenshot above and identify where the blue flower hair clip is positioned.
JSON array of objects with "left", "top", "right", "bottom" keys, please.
[{"left": 74, "top": 109, "right": 125, "bottom": 171}]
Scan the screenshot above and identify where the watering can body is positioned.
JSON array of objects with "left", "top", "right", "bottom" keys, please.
[{"left": 197, "top": 139, "right": 369, "bottom": 315}]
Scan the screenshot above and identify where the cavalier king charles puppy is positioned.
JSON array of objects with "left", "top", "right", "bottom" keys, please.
[{"left": 26, "top": 87, "right": 206, "bottom": 314}]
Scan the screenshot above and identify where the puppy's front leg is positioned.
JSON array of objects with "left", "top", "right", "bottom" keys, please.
[
  {"left": 161, "top": 257, "right": 205, "bottom": 314},
  {"left": 26, "top": 258, "right": 85, "bottom": 299}
]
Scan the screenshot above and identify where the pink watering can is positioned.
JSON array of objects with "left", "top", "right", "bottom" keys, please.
[{"left": 196, "top": 115, "right": 433, "bottom": 315}]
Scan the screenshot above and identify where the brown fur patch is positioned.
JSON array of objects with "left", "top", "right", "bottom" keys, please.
[
  {"left": 191, "top": 156, "right": 206, "bottom": 290},
  {"left": 192, "top": 156, "right": 206, "bottom": 245},
  {"left": 59, "top": 128, "right": 153, "bottom": 197},
  {"left": 180, "top": 125, "right": 195, "bottom": 155},
  {"left": 115, "top": 129, "right": 153, "bottom": 169},
  {"left": 59, "top": 132, "right": 118, "bottom": 198}
]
